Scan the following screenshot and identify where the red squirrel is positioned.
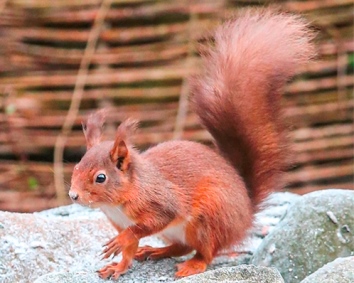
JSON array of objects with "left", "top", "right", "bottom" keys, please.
[{"left": 69, "top": 8, "right": 314, "bottom": 280}]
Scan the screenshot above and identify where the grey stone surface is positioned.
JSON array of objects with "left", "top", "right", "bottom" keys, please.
[
  {"left": 175, "top": 264, "right": 284, "bottom": 283},
  {"left": 300, "top": 256, "right": 354, "bottom": 283},
  {"left": 34, "top": 272, "right": 107, "bottom": 283},
  {"left": 0, "top": 205, "right": 173, "bottom": 283},
  {"left": 0, "top": 192, "right": 297, "bottom": 283},
  {"left": 252, "top": 189, "right": 354, "bottom": 283}
]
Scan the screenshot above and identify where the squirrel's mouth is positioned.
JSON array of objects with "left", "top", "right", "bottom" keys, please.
[
  {"left": 68, "top": 189, "right": 87, "bottom": 206},
  {"left": 68, "top": 190, "right": 79, "bottom": 202},
  {"left": 68, "top": 189, "right": 99, "bottom": 208}
]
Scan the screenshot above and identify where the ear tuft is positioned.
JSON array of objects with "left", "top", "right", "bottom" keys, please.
[
  {"left": 82, "top": 109, "right": 107, "bottom": 150},
  {"left": 116, "top": 118, "right": 139, "bottom": 142}
]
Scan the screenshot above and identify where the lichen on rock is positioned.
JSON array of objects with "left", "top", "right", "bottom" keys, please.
[
  {"left": 252, "top": 189, "right": 354, "bottom": 283},
  {"left": 300, "top": 256, "right": 354, "bottom": 283}
]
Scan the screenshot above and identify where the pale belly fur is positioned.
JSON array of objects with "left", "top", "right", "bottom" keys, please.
[{"left": 100, "top": 205, "right": 187, "bottom": 244}]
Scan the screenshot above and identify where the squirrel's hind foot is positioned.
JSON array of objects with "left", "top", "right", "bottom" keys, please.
[
  {"left": 175, "top": 253, "right": 208, "bottom": 278},
  {"left": 135, "top": 243, "right": 193, "bottom": 261}
]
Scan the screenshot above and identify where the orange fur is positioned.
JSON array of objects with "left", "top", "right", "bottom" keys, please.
[{"left": 69, "top": 8, "right": 315, "bottom": 280}]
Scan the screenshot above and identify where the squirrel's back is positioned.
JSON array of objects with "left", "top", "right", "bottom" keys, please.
[{"left": 143, "top": 140, "right": 245, "bottom": 190}]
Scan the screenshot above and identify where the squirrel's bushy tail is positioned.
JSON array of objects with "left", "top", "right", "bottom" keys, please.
[{"left": 191, "top": 8, "right": 315, "bottom": 208}]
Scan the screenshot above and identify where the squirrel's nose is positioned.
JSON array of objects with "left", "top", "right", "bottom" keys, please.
[{"left": 69, "top": 191, "right": 79, "bottom": 201}]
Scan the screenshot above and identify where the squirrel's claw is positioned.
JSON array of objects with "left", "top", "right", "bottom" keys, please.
[{"left": 102, "top": 236, "right": 115, "bottom": 247}]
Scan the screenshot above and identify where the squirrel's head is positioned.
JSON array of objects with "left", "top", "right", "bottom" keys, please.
[{"left": 69, "top": 110, "right": 138, "bottom": 207}]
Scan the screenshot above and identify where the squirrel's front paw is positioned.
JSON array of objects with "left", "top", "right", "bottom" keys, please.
[
  {"left": 101, "top": 236, "right": 123, "bottom": 259},
  {"left": 98, "top": 262, "right": 129, "bottom": 280}
]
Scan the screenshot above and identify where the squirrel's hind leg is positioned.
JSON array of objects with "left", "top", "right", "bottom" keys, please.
[
  {"left": 174, "top": 210, "right": 219, "bottom": 277},
  {"left": 135, "top": 243, "right": 193, "bottom": 261}
]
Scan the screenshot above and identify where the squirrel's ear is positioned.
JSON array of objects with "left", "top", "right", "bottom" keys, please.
[
  {"left": 110, "top": 139, "right": 130, "bottom": 172},
  {"left": 109, "top": 119, "right": 138, "bottom": 172},
  {"left": 82, "top": 109, "right": 106, "bottom": 150}
]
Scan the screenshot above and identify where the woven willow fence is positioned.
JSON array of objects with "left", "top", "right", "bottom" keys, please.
[{"left": 0, "top": 0, "right": 353, "bottom": 212}]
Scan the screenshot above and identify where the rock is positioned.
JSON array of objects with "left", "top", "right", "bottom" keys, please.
[
  {"left": 300, "top": 256, "right": 354, "bottom": 283},
  {"left": 0, "top": 207, "right": 115, "bottom": 283},
  {"left": 0, "top": 205, "right": 181, "bottom": 283},
  {"left": 33, "top": 272, "right": 104, "bottom": 283},
  {"left": 0, "top": 192, "right": 297, "bottom": 283},
  {"left": 0, "top": 206, "right": 242, "bottom": 283},
  {"left": 175, "top": 265, "right": 284, "bottom": 283},
  {"left": 252, "top": 189, "right": 354, "bottom": 283},
  {"left": 35, "top": 203, "right": 100, "bottom": 219}
]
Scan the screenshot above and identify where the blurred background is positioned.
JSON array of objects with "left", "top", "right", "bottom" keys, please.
[{"left": 0, "top": 0, "right": 353, "bottom": 212}]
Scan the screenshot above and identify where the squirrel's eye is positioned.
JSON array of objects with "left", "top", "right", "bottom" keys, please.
[{"left": 95, "top": 173, "right": 106, "bottom": 183}]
